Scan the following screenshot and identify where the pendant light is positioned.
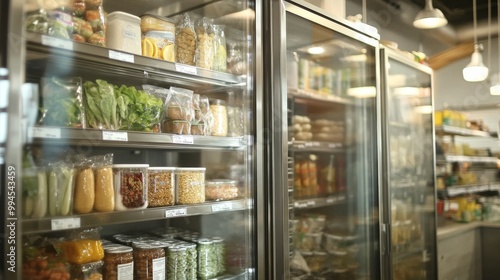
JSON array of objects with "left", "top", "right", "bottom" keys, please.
[
  {"left": 413, "top": 0, "right": 448, "bottom": 29},
  {"left": 463, "top": 0, "right": 489, "bottom": 82},
  {"left": 491, "top": 0, "right": 500, "bottom": 95}
]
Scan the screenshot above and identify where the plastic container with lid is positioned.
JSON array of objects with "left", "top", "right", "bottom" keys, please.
[
  {"left": 106, "top": 12, "right": 142, "bottom": 55},
  {"left": 103, "top": 246, "right": 134, "bottom": 280},
  {"left": 175, "top": 167, "right": 206, "bottom": 205},
  {"left": 205, "top": 179, "right": 238, "bottom": 201},
  {"left": 147, "top": 167, "right": 175, "bottom": 207},
  {"left": 141, "top": 14, "right": 176, "bottom": 61},
  {"left": 209, "top": 99, "right": 228, "bottom": 137},
  {"left": 197, "top": 239, "right": 217, "bottom": 279},
  {"left": 112, "top": 164, "right": 149, "bottom": 211},
  {"left": 133, "top": 243, "right": 166, "bottom": 280}
]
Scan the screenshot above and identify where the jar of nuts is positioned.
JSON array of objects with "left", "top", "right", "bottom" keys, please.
[
  {"left": 175, "top": 167, "right": 206, "bottom": 205},
  {"left": 133, "top": 243, "right": 165, "bottom": 280},
  {"left": 103, "top": 246, "right": 134, "bottom": 280},
  {"left": 147, "top": 167, "right": 176, "bottom": 207},
  {"left": 209, "top": 99, "right": 227, "bottom": 137},
  {"left": 205, "top": 179, "right": 238, "bottom": 201}
]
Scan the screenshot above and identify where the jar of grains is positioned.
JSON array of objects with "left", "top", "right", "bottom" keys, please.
[
  {"left": 175, "top": 167, "right": 206, "bottom": 205},
  {"left": 209, "top": 99, "right": 227, "bottom": 137},
  {"left": 133, "top": 243, "right": 165, "bottom": 280},
  {"left": 147, "top": 167, "right": 175, "bottom": 207},
  {"left": 103, "top": 246, "right": 134, "bottom": 280}
]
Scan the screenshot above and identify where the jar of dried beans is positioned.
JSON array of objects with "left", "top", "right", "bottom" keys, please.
[
  {"left": 147, "top": 167, "right": 175, "bottom": 207},
  {"left": 175, "top": 167, "right": 206, "bottom": 205}
]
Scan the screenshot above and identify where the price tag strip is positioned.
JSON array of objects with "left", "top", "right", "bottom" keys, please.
[
  {"left": 212, "top": 202, "right": 233, "bottom": 212},
  {"left": 175, "top": 64, "right": 198, "bottom": 75},
  {"left": 109, "top": 50, "right": 135, "bottom": 63},
  {"left": 32, "top": 127, "right": 61, "bottom": 139},
  {"left": 172, "top": 135, "right": 194, "bottom": 144},
  {"left": 102, "top": 131, "right": 128, "bottom": 141},
  {"left": 165, "top": 208, "right": 187, "bottom": 217},
  {"left": 51, "top": 217, "right": 81, "bottom": 230},
  {"left": 41, "top": 35, "right": 73, "bottom": 50}
]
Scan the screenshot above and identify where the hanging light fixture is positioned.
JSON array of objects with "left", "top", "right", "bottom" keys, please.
[
  {"left": 491, "top": 0, "right": 500, "bottom": 95},
  {"left": 413, "top": 0, "right": 448, "bottom": 29},
  {"left": 463, "top": 0, "right": 489, "bottom": 82}
]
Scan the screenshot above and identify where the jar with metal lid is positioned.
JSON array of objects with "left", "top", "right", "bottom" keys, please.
[
  {"left": 197, "top": 239, "right": 217, "bottom": 279},
  {"left": 181, "top": 243, "right": 197, "bottom": 279},
  {"left": 103, "top": 246, "right": 134, "bottom": 280},
  {"left": 209, "top": 99, "right": 228, "bottom": 137},
  {"left": 133, "top": 243, "right": 166, "bottom": 280}
]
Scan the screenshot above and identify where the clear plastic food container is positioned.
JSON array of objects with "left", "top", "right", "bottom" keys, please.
[
  {"left": 175, "top": 167, "right": 206, "bottom": 205},
  {"left": 205, "top": 179, "right": 238, "bottom": 201},
  {"left": 295, "top": 232, "right": 322, "bottom": 252},
  {"left": 112, "top": 164, "right": 149, "bottom": 210},
  {"left": 141, "top": 14, "right": 176, "bottom": 61},
  {"left": 106, "top": 12, "right": 142, "bottom": 55},
  {"left": 147, "top": 167, "right": 176, "bottom": 207},
  {"left": 71, "top": 261, "right": 104, "bottom": 280}
]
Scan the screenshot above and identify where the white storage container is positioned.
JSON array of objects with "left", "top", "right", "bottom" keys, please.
[
  {"left": 112, "top": 164, "right": 149, "bottom": 210},
  {"left": 106, "top": 12, "right": 142, "bottom": 55}
]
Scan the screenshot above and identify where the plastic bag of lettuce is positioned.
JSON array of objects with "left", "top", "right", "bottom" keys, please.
[{"left": 83, "top": 79, "right": 163, "bottom": 132}]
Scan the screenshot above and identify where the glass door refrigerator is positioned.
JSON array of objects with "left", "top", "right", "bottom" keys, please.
[
  {"left": 2, "top": 0, "right": 265, "bottom": 279},
  {"left": 264, "top": 1, "right": 381, "bottom": 279},
  {"left": 380, "top": 46, "right": 437, "bottom": 280}
]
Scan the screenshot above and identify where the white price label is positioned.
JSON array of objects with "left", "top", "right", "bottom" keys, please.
[
  {"left": 175, "top": 64, "right": 198, "bottom": 75},
  {"left": 51, "top": 217, "right": 81, "bottom": 230},
  {"left": 212, "top": 202, "right": 233, "bottom": 212},
  {"left": 109, "top": 50, "right": 134, "bottom": 63},
  {"left": 41, "top": 35, "right": 73, "bottom": 50},
  {"left": 326, "top": 197, "right": 337, "bottom": 204},
  {"left": 338, "top": 195, "right": 346, "bottom": 201},
  {"left": 307, "top": 200, "right": 316, "bottom": 206},
  {"left": 172, "top": 135, "right": 194, "bottom": 144},
  {"left": 165, "top": 208, "right": 187, "bottom": 217},
  {"left": 294, "top": 202, "right": 308, "bottom": 208},
  {"left": 32, "top": 127, "right": 61, "bottom": 139},
  {"left": 102, "top": 131, "right": 128, "bottom": 141}
]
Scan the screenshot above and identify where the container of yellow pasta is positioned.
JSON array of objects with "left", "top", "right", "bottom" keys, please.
[{"left": 140, "top": 14, "right": 176, "bottom": 62}]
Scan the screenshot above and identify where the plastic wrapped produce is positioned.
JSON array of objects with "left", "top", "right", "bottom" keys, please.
[
  {"left": 93, "top": 154, "right": 114, "bottom": 212},
  {"left": 70, "top": 261, "right": 103, "bottom": 280},
  {"left": 22, "top": 236, "right": 71, "bottom": 280},
  {"left": 47, "top": 161, "right": 75, "bottom": 217},
  {"left": 60, "top": 228, "right": 105, "bottom": 264},
  {"left": 39, "top": 77, "right": 86, "bottom": 128},
  {"left": 74, "top": 158, "right": 95, "bottom": 214},
  {"left": 175, "top": 13, "right": 196, "bottom": 65},
  {"left": 195, "top": 17, "right": 215, "bottom": 69}
]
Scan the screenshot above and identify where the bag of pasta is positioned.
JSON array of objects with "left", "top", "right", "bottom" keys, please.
[{"left": 175, "top": 13, "right": 196, "bottom": 65}]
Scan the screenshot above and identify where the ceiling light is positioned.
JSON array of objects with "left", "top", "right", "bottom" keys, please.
[
  {"left": 464, "top": 0, "right": 489, "bottom": 82},
  {"left": 413, "top": 0, "right": 448, "bottom": 29},
  {"left": 307, "top": 47, "right": 325, "bottom": 55}
]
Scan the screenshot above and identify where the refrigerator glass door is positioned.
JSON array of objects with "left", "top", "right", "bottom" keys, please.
[
  {"left": 385, "top": 51, "right": 437, "bottom": 279},
  {"left": 3, "top": 1, "right": 259, "bottom": 279},
  {"left": 284, "top": 5, "right": 380, "bottom": 279}
]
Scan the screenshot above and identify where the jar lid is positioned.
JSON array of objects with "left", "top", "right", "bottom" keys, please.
[
  {"left": 212, "top": 237, "right": 224, "bottom": 243},
  {"left": 112, "top": 164, "right": 149, "bottom": 168},
  {"left": 176, "top": 167, "right": 206, "bottom": 171},
  {"left": 209, "top": 98, "right": 226, "bottom": 105},
  {"left": 197, "top": 238, "right": 213, "bottom": 245},
  {"left": 133, "top": 242, "right": 162, "bottom": 249},
  {"left": 206, "top": 179, "right": 238, "bottom": 186},
  {"left": 148, "top": 167, "right": 176, "bottom": 171},
  {"left": 108, "top": 11, "right": 141, "bottom": 23},
  {"left": 105, "top": 246, "right": 133, "bottom": 254}
]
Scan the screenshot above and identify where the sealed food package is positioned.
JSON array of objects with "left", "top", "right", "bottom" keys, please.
[
  {"left": 141, "top": 14, "right": 176, "bottom": 62},
  {"left": 70, "top": 261, "right": 103, "bottom": 280},
  {"left": 175, "top": 13, "right": 196, "bottom": 65},
  {"left": 103, "top": 246, "right": 134, "bottom": 280},
  {"left": 147, "top": 167, "right": 175, "bottom": 207},
  {"left": 22, "top": 150, "right": 40, "bottom": 218},
  {"left": 47, "top": 10, "right": 73, "bottom": 39},
  {"left": 175, "top": 167, "right": 206, "bottom": 205},
  {"left": 47, "top": 161, "right": 76, "bottom": 217},
  {"left": 74, "top": 157, "right": 95, "bottom": 214},
  {"left": 83, "top": 80, "right": 117, "bottom": 130},
  {"left": 212, "top": 25, "right": 227, "bottom": 72},
  {"left": 39, "top": 77, "right": 86, "bottom": 128},
  {"left": 205, "top": 179, "right": 238, "bottom": 201},
  {"left": 195, "top": 17, "right": 215, "bottom": 69},
  {"left": 29, "top": 168, "right": 48, "bottom": 219},
  {"left": 106, "top": 12, "right": 141, "bottom": 54},
  {"left": 209, "top": 99, "right": 228, "bottom": 136},
  {"left": 22, "top": 235, "right": 71, "bottom": 280},
  {"left": 163, "top": 119, "right": 190, "bottom": 134},
  {"left": 92, "top": 153, "right": 114, "bottom": 212},
  {"left": 113, "top": 164, "right": 149, "bottom": 210},
  {"left": 199, "top": 95, "right": 213, "bottom": 136},
  {"left": 72, "top": 0, "right": 107, "bottom": 46},
  {"left": 60, "top": 227, "right": 105, "bottom": 264},
  {"left": 26, "top": 10, "right": 49, "bottom": 34},
  {"left": 161, "top": 87, "right": 194, "bottom": 134}
]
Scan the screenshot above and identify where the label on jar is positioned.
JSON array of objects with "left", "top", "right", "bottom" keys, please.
[
  {"left": 117, "top": 262, "right": 134, "bottom": 280},
  {"left": 152, "top": 257, "right": 166, "bottom": 280}
]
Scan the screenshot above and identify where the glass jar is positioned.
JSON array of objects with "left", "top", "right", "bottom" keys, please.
[
  {"left": 181, "top": 243, "right": 197, "bottom": 280},
  {"left": 205, "top": 179, "right": 238, "bottom": 201},
  {"left": 166, "top": 245, "right": 188, "bottom": 280},
  {"left": 133, "top": 243, "right": 165, "bottom": 280},
  {"left": 212, "top": 237, "right": 226, "bottom": 275},
  {"left": 209, "top": 99, "right": 228, "bottom": 137},
  {"left": 147, "top": 167, "right": 175, "bottom": 207},
  {"left": 197, "top": 239, "right": 217, "bottom": 279},
  {"left": 103, "top": 246, "right": 134, "bottom": 280}
]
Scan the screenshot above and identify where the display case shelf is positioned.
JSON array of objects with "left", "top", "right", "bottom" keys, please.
[
  {"left": 26, "top": 33, "right": 245, "bottom": 88},
  {"left": 438, "top": 183, "right": 500, "bottom": 198},
  {"left": 288, "top": 88, "right": 353, "bottom": 105},
  {"left": 22, "top": 199, "right": 251, "bottom": 234},
  {"left": 31, "top": 127, "right": 247, "bottom": 149},
  {"left": 293, "top": 193, "right": 347, "bottom": 209},
  {"left": 435, "top": 125, "right": 494, "bottom": 138},
  {"left": 436, "top": 155, "right": 498, "bottom": 164}
]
